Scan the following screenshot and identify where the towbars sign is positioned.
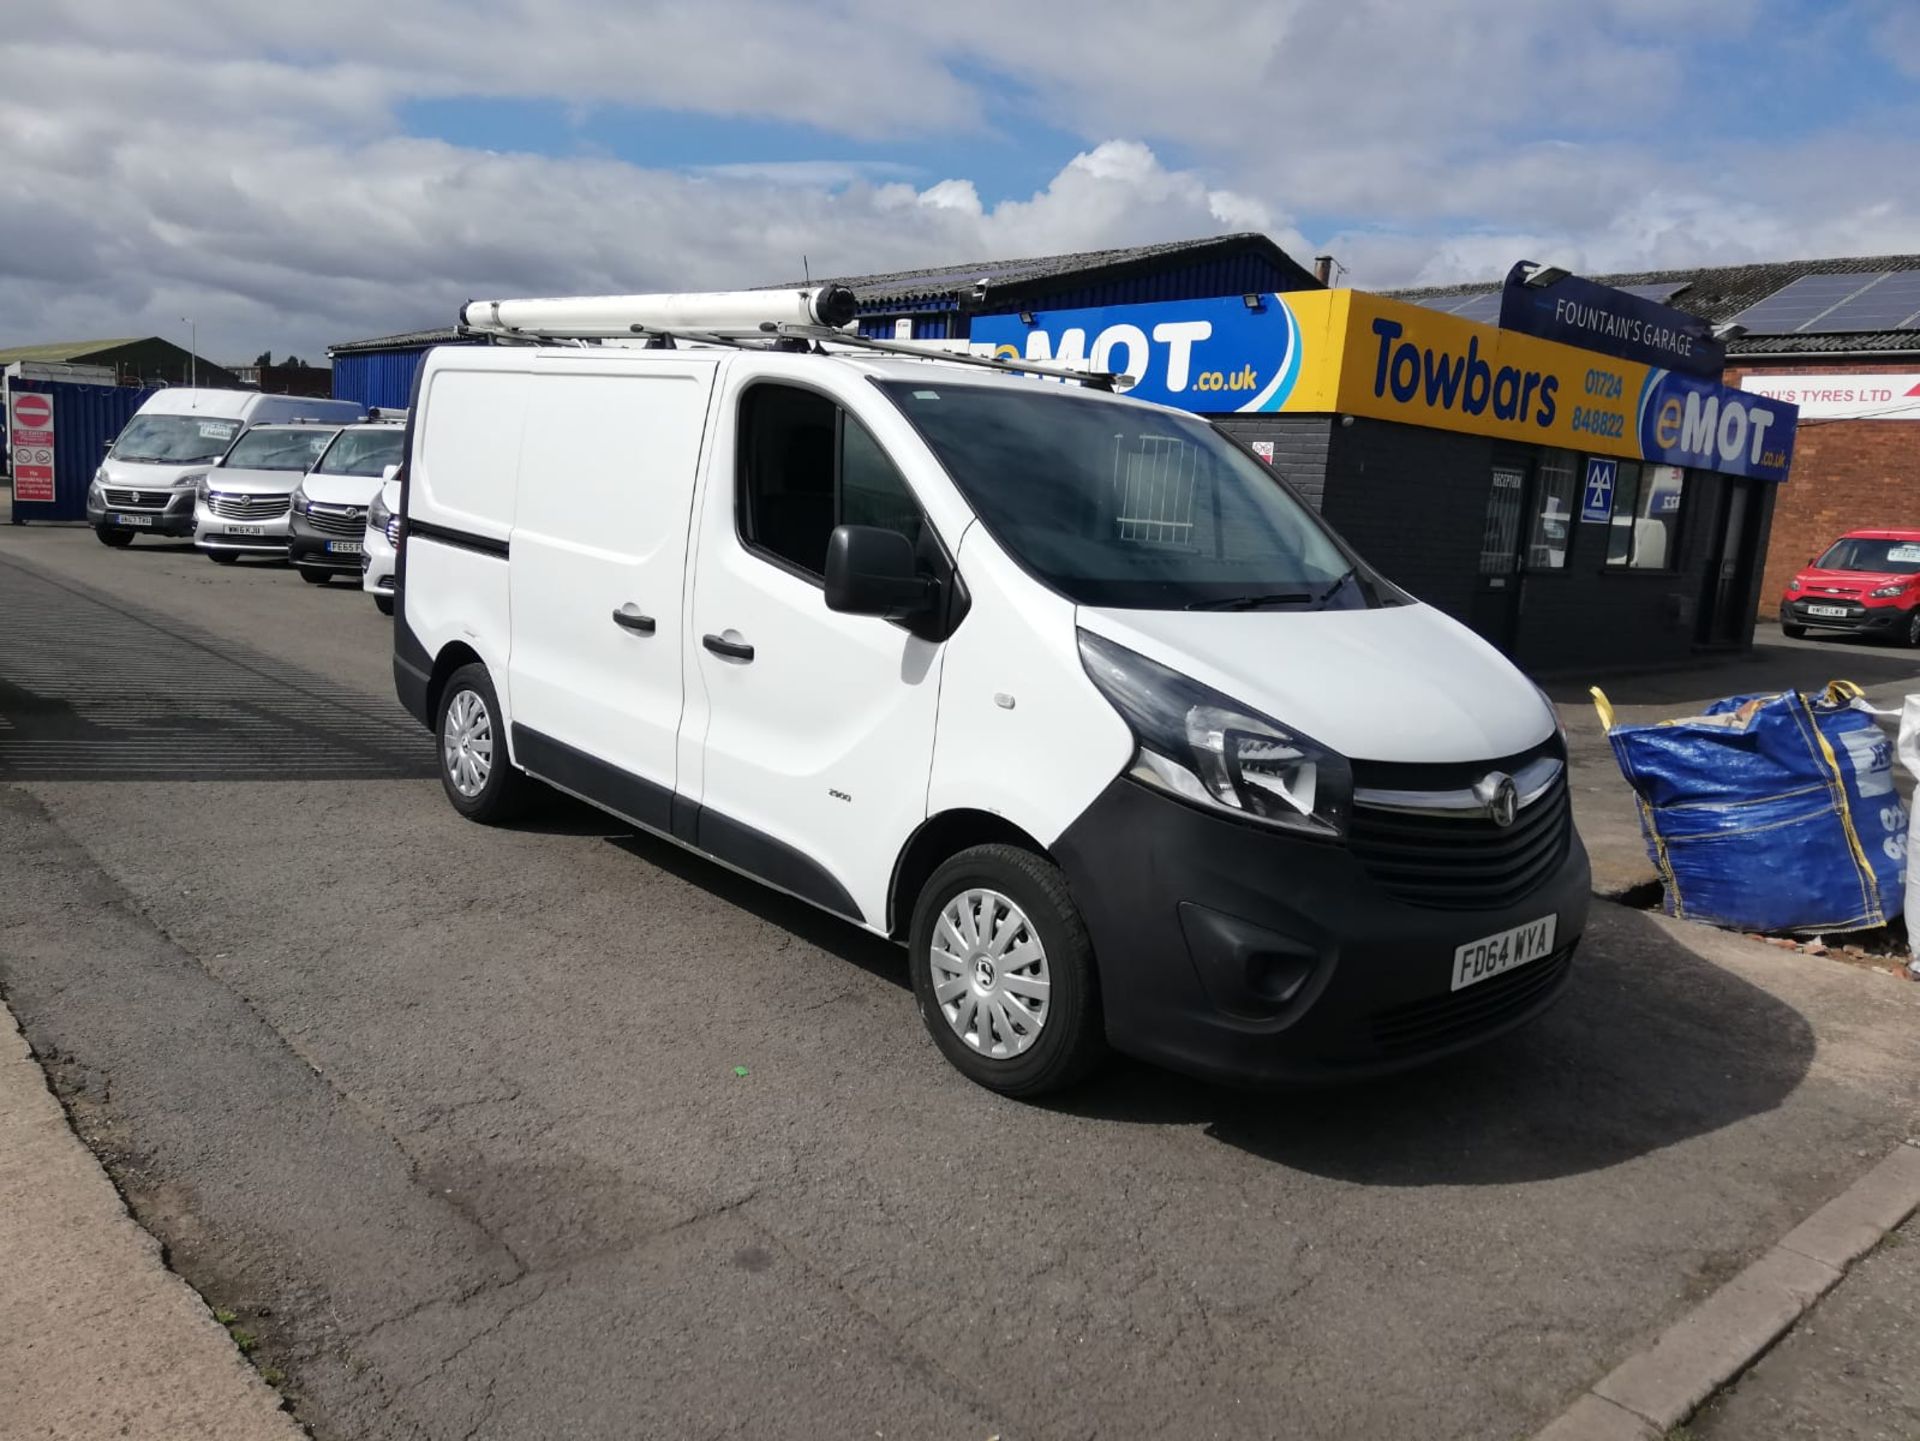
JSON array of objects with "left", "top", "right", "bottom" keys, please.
[{"left": 969, "top": 295, "right": 1314, "bottom": 412}]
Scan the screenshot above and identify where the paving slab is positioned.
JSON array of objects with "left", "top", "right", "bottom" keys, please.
[{"left": 0, "top": 1005, "right": 303, "bottom": 1441}]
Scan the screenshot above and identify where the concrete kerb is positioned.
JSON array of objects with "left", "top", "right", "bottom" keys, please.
[{"left": 1532, "top": 1140, "right": 1920, "bottom": 1441}]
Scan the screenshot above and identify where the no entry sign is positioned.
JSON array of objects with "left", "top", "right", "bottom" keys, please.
[{"left": 9, "top": 390, "right": 56, "bottom": 503}]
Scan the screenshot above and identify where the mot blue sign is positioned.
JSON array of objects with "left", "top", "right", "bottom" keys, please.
[{"left": 1581, "top": 458, "right": 1618, "bottom": 523}]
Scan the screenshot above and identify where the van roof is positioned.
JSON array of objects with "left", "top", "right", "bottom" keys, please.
[{"left": 136, "top": 388, "right": 260, "bottom": 419}]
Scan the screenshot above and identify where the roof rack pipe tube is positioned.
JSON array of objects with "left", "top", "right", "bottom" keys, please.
[{"left": 460, "top": 285, "right": 858, "bottom": 338}]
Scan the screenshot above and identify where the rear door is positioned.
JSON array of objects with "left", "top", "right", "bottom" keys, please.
[{"left": 507, "top": 357, "right": 720, "bottom": 830}]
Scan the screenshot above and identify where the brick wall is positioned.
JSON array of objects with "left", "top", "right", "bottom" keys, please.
[
  {"left": 1211, "top": 414, "right": 1332, "bottom": 510},
  {"left": 1730, "top": 360, "right": 1920, "bottom": 616}
]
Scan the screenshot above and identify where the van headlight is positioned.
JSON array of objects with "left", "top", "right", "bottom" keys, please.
[
  {"left": 1871, "top": 583, "right": 1905, "bottom": 598},
  {"left": 368, "top": 493, "right": 391, "bottom": 533},
  {"left": 290, "top": 484, "right": 309, "bottom": 515},
  {"left": 1077, "top": 630, "right": 1351, "bottom": 840}
]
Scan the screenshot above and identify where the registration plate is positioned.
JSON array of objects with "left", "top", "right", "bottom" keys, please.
[
  {"left": 228, "top": 524, "right": 266, "bottom": 536},
  {"left": 1807, "top": 605, "right": 1850, "bottom": 618},
  {"left": 1452, "top": 915, "right": 1557, "bottom": 992},
  {"left": 113, "top": 513, "right": 154, "bottom": 527},
  {"left": 326, "top": 540, "right": 362, "bottom": 554}
]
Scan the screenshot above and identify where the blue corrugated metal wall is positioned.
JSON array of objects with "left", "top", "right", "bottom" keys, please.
[
  {"left": 7, "top": 380, "right": 156, "bottom": 523},
  {"left": 856, "top": 315, "right": 953, "bottom": 340},
  {"left": 332, "top": 348, "right": 430, "bottom": 410}
]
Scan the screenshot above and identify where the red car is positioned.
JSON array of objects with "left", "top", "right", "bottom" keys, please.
[{"left": 1781, "top": 528, "right": 1920, "bottom": 645}]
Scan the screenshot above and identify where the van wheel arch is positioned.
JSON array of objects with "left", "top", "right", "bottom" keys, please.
[
  {"left": 426, "top": 641, "right": 487, "bottom": 735},
  {"left": 888, "top": 809, "right": 1054, "bottom": 940}
]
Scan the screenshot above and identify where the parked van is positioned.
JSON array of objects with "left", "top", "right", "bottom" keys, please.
[
  {"left": 393, "top": 290, "right": 1589, "bottom": 1095},
  {"left": 287, "top": 417, "right": 407, "bottom": 585},
  {"left": 87, "top": 388, "right": 364, "bottom": 547},
  {"left": 191, "top": 423, "right": 345, "bottom": 563}
]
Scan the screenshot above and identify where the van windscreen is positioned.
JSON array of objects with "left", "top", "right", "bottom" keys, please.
[
  {"left": 110, "top": 414, "right": 239, "bottom": 463},
  {"left": 878, "top": 381, "right": 1373, "bottom": 610}
]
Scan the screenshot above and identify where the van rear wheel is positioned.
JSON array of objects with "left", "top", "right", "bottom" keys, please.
[
  {"left": 435, "top": 663, "right": 532, "bottom": 824},
  {"left": 908, "top": 844, "right": 1105, "bottom": 1097}
]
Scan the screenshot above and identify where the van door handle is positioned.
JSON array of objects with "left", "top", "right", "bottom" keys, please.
[
  {"left": 611, "top": 606, "right": 656, "bottom": 635},
  {"left": 702, "top": 633, "right": 754, "bottom": 661}
]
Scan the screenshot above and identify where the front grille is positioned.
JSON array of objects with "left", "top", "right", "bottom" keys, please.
[
  {"left": 1348, "top": 774, "right": 1572, "bottom": 911},
  {"left": 1369, "top": 945, "right": 1575, "bottom": 1058},
  {"left": 103, "top": 488, "right": 173, "bottom": 509},
  {"left": 209, "top": 492, "right": 289, "bottom": 521},
  {"left": 304, "top": 505, "right": 364, "bottom": 538}
]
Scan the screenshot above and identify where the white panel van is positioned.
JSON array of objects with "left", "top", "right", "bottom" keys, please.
[
  {"left": 391, "top": 292, "right": 1589, "bottom": 1096},
  {"left": 87, "top": 388, "right": 366, "bottom": 547}
]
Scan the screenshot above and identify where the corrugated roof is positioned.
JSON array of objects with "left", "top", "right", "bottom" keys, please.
[
  {"left": 327, "top": 326, "right": 464, "bottom": 357},
  {"left": 793, "top": 232, "right": 1320, "bottom": 309},
  {"left": 1386, "top": 253, "right": 1920, "bottom": 356},
  {"left": 0, "top": 338, "right": 145, "bottom": 365}
]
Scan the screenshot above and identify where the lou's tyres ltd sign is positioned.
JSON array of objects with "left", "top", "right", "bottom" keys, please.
[{"left": 974, "top": 290, "right": 1797, "bottom": 482}]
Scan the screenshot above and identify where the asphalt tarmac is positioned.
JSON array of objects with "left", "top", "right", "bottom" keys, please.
[{"left": 2, "top": 522, "right": 1917, "bottom": 1441}]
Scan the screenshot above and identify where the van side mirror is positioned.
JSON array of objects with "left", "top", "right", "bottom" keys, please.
[
  {"left": 825, "top": 525, "right": 934, "bottom": 621},
  {"left": 381, "top": 463, "right": 400, "bottom": 482}
]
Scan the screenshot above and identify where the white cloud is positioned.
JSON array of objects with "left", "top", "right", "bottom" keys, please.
[{"left": 0, "top": 0, "right": 1915, "bottom": 359}]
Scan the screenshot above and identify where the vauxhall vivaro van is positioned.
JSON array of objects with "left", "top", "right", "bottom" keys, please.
[
  {"left": 391, "top": 288, "right": 1589, "bottom": 1096},
  {"left": 88, "top": 388, "right": 364, "bottom": 547}
]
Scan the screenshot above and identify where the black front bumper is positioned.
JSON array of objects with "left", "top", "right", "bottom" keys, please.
[
  {"left": 1051, "top": 777, "right": 1590, "bottom": 1086},
  {"left": 288, "top": 533, "right": 367, "bottom": 570},
  {"left": 87, "top": 494, "right": 195, "bottom": 537},
  {"left": 1781, "top": 599, "right": 1906, "bottom": 635}
]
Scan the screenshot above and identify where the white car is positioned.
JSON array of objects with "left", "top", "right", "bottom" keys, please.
[
  {"left": 393, "top": 287, "right": 1590, "bottom": 1097},
  {"left": 189, "top": 423, "right": 342, "bottom": 563},
  {"left": 87, "top": 389, "right": 363, "bottom": 548},
  {"left": 286, "top": 420, "right": 406, "bottom": 586},
  {"left": 362, "top": 472, "right": 402, "bottom": 614}
]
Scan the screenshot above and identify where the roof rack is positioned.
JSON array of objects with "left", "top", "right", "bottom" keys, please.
[{"left": 453, "top": 286, "right": 1131, "bottom": 391}]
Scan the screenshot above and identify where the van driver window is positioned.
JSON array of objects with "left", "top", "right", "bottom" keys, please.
[{"left": 738, "top": 384, "right": 921, "bottom": 578}]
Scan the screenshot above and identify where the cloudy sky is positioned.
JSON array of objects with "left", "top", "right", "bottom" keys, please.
[{"left": 3, "top": 0, "right": 1917, "bottom": 362}]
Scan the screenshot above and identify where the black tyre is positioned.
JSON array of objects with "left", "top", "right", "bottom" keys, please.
[
  {"left": 435, "top": 663, "right": 532, "bottom": 824},
  {"left": 96, "top": 526, "right": 135, "bottom": 548},
  {"left": 299, "top": 567, "right": 331, "bottom": 585},
  {"left": 374, "top": 594, "right": 394, "bottom": 616},
  {"left": 1903, "top": 610, "right": 1920, "bottom": 648},
  {"left": 908, "top": 843, "right": 1105, "bottom": 1097},
  {"left": 207, "top": 551, "right": 238, "bottom": 565},
  {"left": 1781, "top": 621, "right": 1806, "bottom": 639}
]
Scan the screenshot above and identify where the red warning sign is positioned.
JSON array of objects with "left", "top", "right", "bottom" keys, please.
[{"left": 9, "top": 390, "right": 56, "bottom": 503}]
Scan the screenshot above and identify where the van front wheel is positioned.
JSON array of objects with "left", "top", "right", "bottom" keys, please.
[
  {"left": 435, "top": 663, "right": 532, "bottom": 824},
  {"left": 909, "top": 844, "right": 1105, "bottom": 1097}
]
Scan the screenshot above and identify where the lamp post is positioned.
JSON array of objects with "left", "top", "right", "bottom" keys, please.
[{"left": 180, "top": 317, "right": 196, "bottom": 388}]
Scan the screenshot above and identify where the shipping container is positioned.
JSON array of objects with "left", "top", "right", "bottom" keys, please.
[{"left": 5, "top": 375, "right": 156, "bottom": 524}]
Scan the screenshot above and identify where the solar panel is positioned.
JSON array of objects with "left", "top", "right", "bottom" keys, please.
[
  {"left": 1816, "top": 270, "right": 1920, "bottom": 331},
  {"left": 1729, "top": 272, "right": 1899, "bottom": 333}
]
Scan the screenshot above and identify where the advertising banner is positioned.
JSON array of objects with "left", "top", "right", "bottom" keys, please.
[
  {"left": 969, "top": 292, "right": 1343, "bottom": 413},
  {"left": 973, "top": 289, "right": 1798, "bottom": 482},
  {"left": 1497, "top": 262, "right": 1723, "bottom": 377},
  {"left": 1738, "top": 372, "right": 1920, "bottom": 420},
  {"left": 8, "top": 389, "right": 56, "bottom": 504}
]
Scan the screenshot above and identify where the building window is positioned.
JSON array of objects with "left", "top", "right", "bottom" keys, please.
[
  {"left": 1605, "top": 461, "right": 1685, "bottom": 571},
  {"left": 1478, "top": 465, "right": 1527, "bottom": 575},
  {"left": 737, "top": 383, "right": 921, "bottom": 579},
  {"left": 1526, "top": 448, "right": 1578, "bottom": 569}
]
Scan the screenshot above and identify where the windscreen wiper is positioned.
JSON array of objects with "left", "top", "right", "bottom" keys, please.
[
  {"left": 1185, "top": 592, "right": 1314, "bottom": 611},
  {"left": 1311, "top": 568, "right": 1360, "bottom": 610}
]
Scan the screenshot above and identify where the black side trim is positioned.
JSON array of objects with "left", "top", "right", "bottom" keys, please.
[
  {"left": 512, "top": 724, "right": 864, "bottom": 924},
  {"left": 695, "top": 807, "right": 863, "bottom": 923},
  {"left": 513, "top": 724, "right": 672, "bottom": 834},
  {"left": 393, "top": 611, "right": 433, "bottom": 727},
  {"left": 409, "top": 519, "right": 509, "bottom": 559},
  {"left": 670, "top": 793, "right": 701, "bottom": 845}
]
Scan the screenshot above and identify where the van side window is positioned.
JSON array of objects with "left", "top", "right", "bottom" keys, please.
[{"left": 738, "top": 384, "right": 921, "bottom": 578}]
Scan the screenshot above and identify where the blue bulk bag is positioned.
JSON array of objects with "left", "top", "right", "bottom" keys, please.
[{"left": 1594, "top": 681, "right": 1907, "bottom": 933}]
